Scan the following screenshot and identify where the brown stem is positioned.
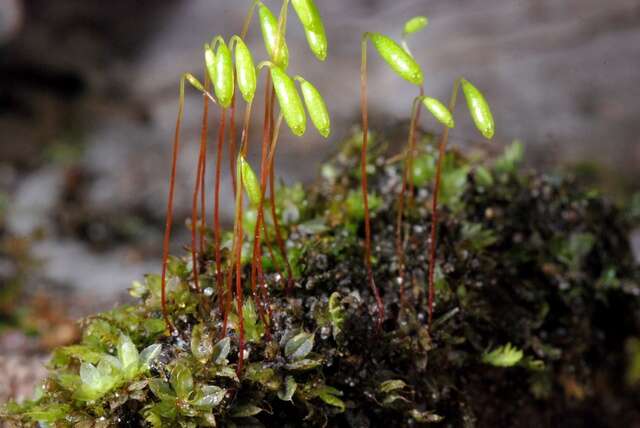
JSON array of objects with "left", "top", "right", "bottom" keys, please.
[
  {"left": 233, "top": 160, "right": 246, "bottom": 375},
  {"left": 229, "top": 88, "right": 238, "bottom": 196},
  {"left": 360, "top": 35, "right": 385, "bottom": 329},
  {"left": 160, "top": 77, "right": 190, "bottom": 334},
  {"left": 214, "top": 108, "right": 227, "bottom": 323},
  {"left": 407, "top": 86, "right": 424, "bottom": 205},
  {"left": 190, "top": 81, "right": 211, "bottom": 295},
  {"left": 199, "top": 130, "right": 207, "bottom": 254},
  {"left": 250, "top": 75, "right": 273, "bottom": 323},
  {"left": 255, "top": 113, "right": 285, "bottom": 334},
  {"left": 427, "top": 78, "right": 461, "bottom": 326},
  {"left": 395, "top": 90, "right": 423, "bottom": 305}
]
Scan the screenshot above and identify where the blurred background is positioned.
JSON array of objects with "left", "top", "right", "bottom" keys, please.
[{"left": 0, "top": 0, "right": 639, "bottom": 402}]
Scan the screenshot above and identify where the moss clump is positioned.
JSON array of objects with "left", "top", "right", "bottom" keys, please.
[{"left": 3, "top": 134, "right": 640, "bottom": 427}]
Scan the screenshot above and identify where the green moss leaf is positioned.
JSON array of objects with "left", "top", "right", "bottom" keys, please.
[
  {"left": 171, "top": 363, "right": 194, "bottom": 401},
  {"left": 285, "top": 357, "right": 323, "bottom": 371},
  {"left": 149, "top": 379, "right": 176, "bottom": 402},
  {"left": 212, "top": 336, "right": 231, "bottom": 364},
  {"left": 315, "top": 386, "right": 345, "bottom": 412},
  {"left": 245, "top": 363, "right": 282, "bottom": 391},
  {"left": 139, "top": 344, "right": 162, "bottom": 369},
  {"left": 25, "top": 404, "right": 71, "bottom": 423},
  {"left": 191, "top": 324, "right": 214, "bottom": 363},
  {"left": 494, "top": 140, "right": 524, "bottom": 174},
  {"left": 377, "top": 379, "right": 407, "bottom": 394},
  {"left": 118, "top": 334, "right": 139, "bottom": 374},
  {"left": 194, "top": 385, "right": 227, "bottom": 408},
  {"left": 231, "top": 403, "right": 263, "bottom": 418},
  {"left": 277, "top": 376, "right": 298, "bottom": 402},
  {"left": 460, "top": 222, "right": 498, "bottom": 252},
  {"left": 328, "top": 292, "right": 345, "bottom": 339},
  {"left": 79, "top": 362, "right": 101, "bottom": 388},
  {"left": 409, "top": 409, "right": 443, "bottom": 423},
  {"left": 482, "top": 343, "right": 524, "bottom": 367},
  {"left": 284, "top": 331, "right": 315, "bottom": 361}
]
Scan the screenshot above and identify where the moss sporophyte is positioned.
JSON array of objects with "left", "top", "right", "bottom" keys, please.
[{"left": 18, "top": 0, "right": 635, "bottom": 427}]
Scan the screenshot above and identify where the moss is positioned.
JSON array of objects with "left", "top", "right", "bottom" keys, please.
[{"left": 3, "top": 135, "right": 640, "bottom": 427}]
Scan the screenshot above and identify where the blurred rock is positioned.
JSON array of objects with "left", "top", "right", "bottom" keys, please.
[
  {"left": 0, "top": 0, "right": 22, "bottom": 45},
  {"left": 30, "top": 239, "right": 157, "bottom": 297},
  {"left": 6, "top": 167, "right": 63, "bottom": 236},
  {"left": 0, "top": 355, "right": 48, "bottom": 405}
]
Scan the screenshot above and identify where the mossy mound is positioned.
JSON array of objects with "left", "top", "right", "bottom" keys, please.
[{"left": 3, "top": 134, "right": 640, "bottom": 427}]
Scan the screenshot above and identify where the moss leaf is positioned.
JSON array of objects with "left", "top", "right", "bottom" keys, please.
[
  {"left": 277, "top": 376, "right": 297, "bottom": 402},
  {"left": 482, "top": 343, "right": 524, "bottom": 367},
  {"left": 194, "top": 385, "right": 227, "bottom": 408},
  {"left": 139, "top": 344, "right": 162, "bottom": 369},
  {"left": 212, "top": 337, "right": 231, "bottom": 364},
  {"left": 171, "top": 363, "right": 194, "bottom": 401},
  {"left": 378, "top": 379, "right": 407, "bottom": 394},
  {"left": 231, "top": 403, "right": 263, "bottom": 418},
  {"left": 285, "top": 331, "right": 315, "bottom": 361}
]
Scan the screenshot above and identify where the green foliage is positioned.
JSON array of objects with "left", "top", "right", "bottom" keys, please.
[
  {"left": 74, "top": 334, "right": 161, "bottom": 401},
  {"left": 229, "top": 299, "right": 265, "bottom": 343},
  {"left": 482, "top": 343, "right": 524, "bottom": 367},
  {"left": 145, "top": 362, "right": 227, "bottom": 426},
  {"left": 494, "top": 140, "right": 524, "bottom": 174},
  {"left": 552, "top": 232, "right": 595, "bottom": 271},
  {"left": 345, "top": 189, "right": 382, "bottom": 220},
  {"left": 460, "top": 222, "right": 498, "bottom": 252}
]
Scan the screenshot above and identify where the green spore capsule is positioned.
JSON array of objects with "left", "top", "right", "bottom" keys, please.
[
  {"left": 421, "top": 96, "right": 455, "bottom": 128},
  {"left": 213, "top": 39, "right": 234, "bottom": 108},
  {"left": 368, "top": 32, "right": 423, "bottom": 86},
  {"left": 184, "top": 73, "right": 205, "bottom": 93},
  {"left": 304, "top": 27, "right": 327, "bottom": 61},
  {"left": 204, "top": 43, "right": 216, "bottom": 83},
  {"left": 291, "top": 0, "right": 322, "bottom": 31},
  {"left": 238, "top": 155, "right": 261, "bottom": 206},
  {"left": 291, "top": 0, "right": 327, "bottom": 60},
  {"left": 232, "top": 37, "right": 257, "bottom": 103},
  {"left": 270, "top": 66, "right": 306, "bottom": 136},
  {"left": 297, "top": 77, "right": 330, "bottom": 138},
  {"left": 403, "top": 16, "right": 429, "bottom": 36},
  {"left": 460, "top": 78, "right": 495, "bottom": 139},
  {"left": 258, "top": 3, "right": 290, "bottom": 68}
]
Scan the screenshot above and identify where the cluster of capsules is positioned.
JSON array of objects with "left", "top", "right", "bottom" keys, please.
[{"left": 159, "top": 0, "right": 331, "bottom": 372}]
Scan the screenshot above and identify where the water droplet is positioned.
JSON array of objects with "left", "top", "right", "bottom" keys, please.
[
  {"left": 204, "top": 287, "right": 214, "bottom": 297},
  {"left": 320, "top": 326, "right": 331, "bottom": 340}
]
